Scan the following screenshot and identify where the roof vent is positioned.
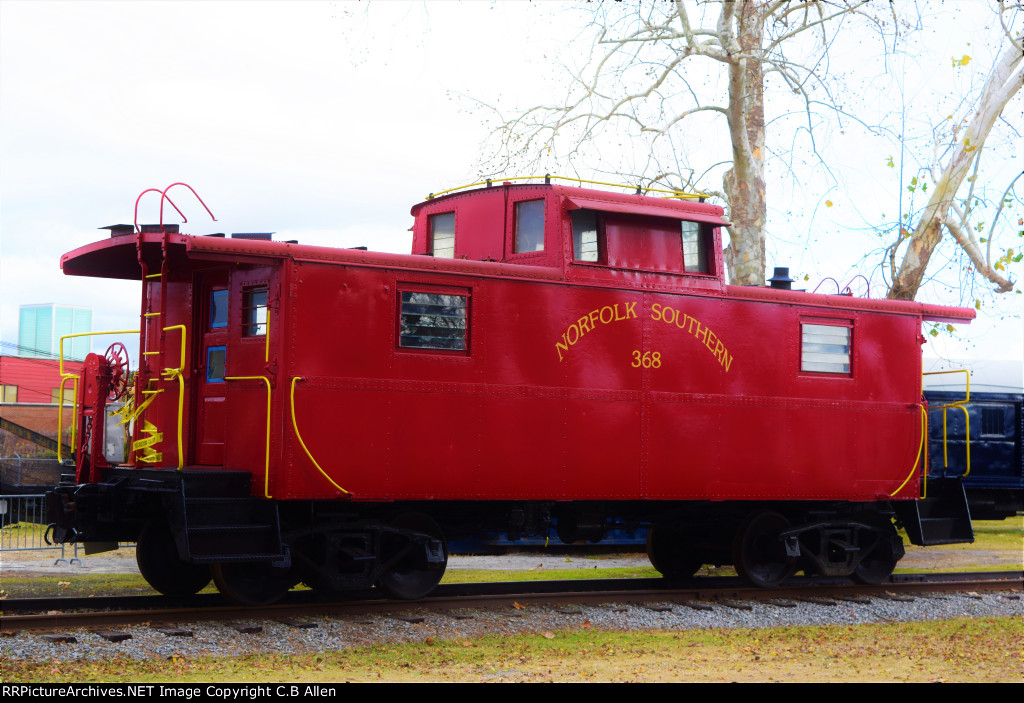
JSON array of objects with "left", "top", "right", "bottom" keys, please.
[
  {"left": 138, "top": 224, "right": 179, "bottom": 234},
  {"left": 768, "top": 266, "right": 796, "bottom": 290},
  {"left": 100, "top": 224, "right": 135, "bottom": 237},
  {"left": 231, "top": 233, "right": 273, "bottom": 241}
]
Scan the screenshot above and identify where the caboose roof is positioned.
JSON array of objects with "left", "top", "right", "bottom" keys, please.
[
  {"left": 61, "top": 183, "right": 973, "bottom": 325},
  {"left": 410, "top": 182, "right": 730, "bottom": 225}
]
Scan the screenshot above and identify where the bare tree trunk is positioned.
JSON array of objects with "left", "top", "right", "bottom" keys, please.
[{"left": 722, "top": 1, "right": 768, "bottom": 286}]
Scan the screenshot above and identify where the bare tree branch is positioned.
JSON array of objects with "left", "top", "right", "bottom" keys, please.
[
  {"left": 942, "top": 216, "right": 1014, "bottom": 293},
  {"left": 889, "top": 29, "right": 1024, "bottom": 299}
]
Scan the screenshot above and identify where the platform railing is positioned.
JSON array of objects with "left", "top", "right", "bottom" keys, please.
[
  {"left": 425, "top": 174, "right": 711, "bottom": 201},
  {"left": 56, "top": 330, "right": 140, "bottom": 465},
  {"left": 923, "top": 369, "right": 972, "bottom": 478}
]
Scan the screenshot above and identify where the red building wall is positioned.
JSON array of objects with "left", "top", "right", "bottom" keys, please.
[{"left": 0, "top": 355, "right": 84, "bottom": 404}]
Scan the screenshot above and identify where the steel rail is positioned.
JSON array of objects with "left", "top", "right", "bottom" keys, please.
[{"left": 2, "top": 572, "right": 1019, "bottom": 633}]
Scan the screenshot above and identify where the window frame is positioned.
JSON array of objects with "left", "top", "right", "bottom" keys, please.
[
  {"left": 570, "top": 209, "right": 605, "bottom": 264},
  {"left": 395, "top": 284, "right": 472, "bottom": 356},
  {"left": 209, "top": 289, "right": 229, "bottom": 330},
  {"left": 799, "top": 318, "right": 854, "bottom": 377},
  {"left": 681, "top": 221, "right": 711, "bottom": 274},
  {"left": 429, "top": 211, "right": 456, "bottom": 259},
  {"left": 241, "top": 285, "right": 269, "bottom": 338},
  {"left": 979, "top": 405, "right": 1009, "bottom": 438},
  {"left": 50, "top": 387, "right": 74, "bottom": 404},
  {"left": 206, "top": 345, "right": 227, "bottom": 382},
  {"left": 511, "top": 198, "right": 546, "bottom": 256}
]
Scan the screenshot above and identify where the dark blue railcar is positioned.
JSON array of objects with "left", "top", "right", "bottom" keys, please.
[{"left": 924, "top": 389, "right": 1023, "bottom": 520}]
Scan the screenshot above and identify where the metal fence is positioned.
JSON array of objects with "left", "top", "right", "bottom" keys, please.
[{"left": 0, "top": 493, "right": 81, "bottom": 563}]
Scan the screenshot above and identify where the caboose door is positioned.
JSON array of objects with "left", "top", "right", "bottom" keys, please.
[{"left": 194, "top": 270, "right": 229, "bottom": 465}]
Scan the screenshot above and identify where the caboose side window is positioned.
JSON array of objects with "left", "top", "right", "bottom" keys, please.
[
  {"left": 210, "top": 289, "right": 228, "bottom": 329},
  {"left": 399, "top": 292, "right": 468, "bottom": 351},
  {"left": 681, "top": 221, "right": 709, "bottom": 274},
  {"left": 801, "top": 323, "right": 851, "bottom": 374},
  {"left": 430, "top": 212, "right": 455, "bottom": 258},
  {"left": 571, "top": 210, "right": 601, "bottom": 262},
  {"left": 242, "top": 286, "right": 268, "bottom": 337},
  {"left": 514, "top": 199, "right": 545, "bottom": 253}
]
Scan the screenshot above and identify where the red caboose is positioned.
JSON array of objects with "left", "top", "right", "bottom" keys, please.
[{"left": 49, "top": 180, "right": 975, "bottom": 603}]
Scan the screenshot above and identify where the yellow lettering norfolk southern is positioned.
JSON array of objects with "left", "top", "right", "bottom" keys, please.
[
  {"left": 650, "top": 302, "right": 733, "bottom": 372},
  {"left": 556, "top": 301, "right": 638, "bottom": 361}
]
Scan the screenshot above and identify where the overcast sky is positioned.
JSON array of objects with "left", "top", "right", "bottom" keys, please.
[{"left": 1, "top": 1, "right": 1020, "bottom": 377}]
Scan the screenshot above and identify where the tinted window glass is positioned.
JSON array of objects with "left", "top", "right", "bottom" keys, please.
[
  {"left": 801, "top": 324, "right": 851, "bottom": 374},
  {"left": 207, "top": 346, "right": 226, "bottom": 382},
  {"left": 242, "top": 286, "right": 268, "bottom": 337},
  {"left": 210, "top": 290, "right": 228, "bottom": 329},
  {"left": 514, "top": 199, "right": 545, "bottom": 253},
  {"left": 430, "top": 212, "right": 456, "bottom": 258},
  {"left": 571, "top": 210, "right": 600, "bottom": 262},
  {"left": 682, "top": 221, "right": 708, "bottom": 273},
  {"left": 399, "top": 292, "right": 468, "bottom": 351}
]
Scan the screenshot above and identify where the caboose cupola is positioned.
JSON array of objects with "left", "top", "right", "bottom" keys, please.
[{"left": 410, "top": 180, "right": 729, "bottom": 289}]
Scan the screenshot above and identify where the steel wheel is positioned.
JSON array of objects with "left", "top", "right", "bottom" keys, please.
[
  {"left": 136, "top": 521, "right": 212, "bottom": 597},
  {"left": 851, "top": 513, "right": 903, "bottom": 585},
  {"left": 378, "top": 513, "right": 447, "bottom": 600},
  {"left": 733, "top": 511, "right": 796, "bottom": 588},
  {"left": 646, "top": 527, "right": 703, "bottom": 581},
  {"left": 212, "top": 561, "right": 298, "bottom": 606}
]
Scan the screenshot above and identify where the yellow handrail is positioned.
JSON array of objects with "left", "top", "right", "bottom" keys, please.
[
  {"left": 160, "top": 325, "right": 187, "bottom": 377},
  {"left": 158, "top": 325, "right": 188, "bottom": 471},
  {"left": 58, "top": 329, "right": 141, "bottom": 377},
  {"left": 891, "top": 405, "right": 928, "bottom": 498},
  {"left": 225, "top": 376, "right": 273, "bottom": 498},
  {"left": 289, "top": 377, "right": 349, "bottom": 495},
  {"left": 922, "top": 369, "right": 971, "bottom": 478},
  {"left": 56, "top": 375, "right": 78, "bottom": 464},
  {"left": 426, "top": 175, "right": 710, "bottom": 201}
]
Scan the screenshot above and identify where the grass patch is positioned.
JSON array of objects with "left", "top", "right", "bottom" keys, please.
[
  {"left": 964, "top": 515, "right": 1023, "bottom": 550},
  {"left": 4, "top": 616, "right": 1021, "bottom": 682},
  {"left": 0, "top": 572, "right": 222, "bottom": 600}
]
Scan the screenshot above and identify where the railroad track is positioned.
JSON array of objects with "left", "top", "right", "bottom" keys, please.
[{"left": 3, "top": 571, "right": 1020, "bottom": 634}]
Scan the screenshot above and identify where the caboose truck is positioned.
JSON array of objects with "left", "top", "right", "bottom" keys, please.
[{"left": 48, "top": 180, "right": 977, "bottom": 604}]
